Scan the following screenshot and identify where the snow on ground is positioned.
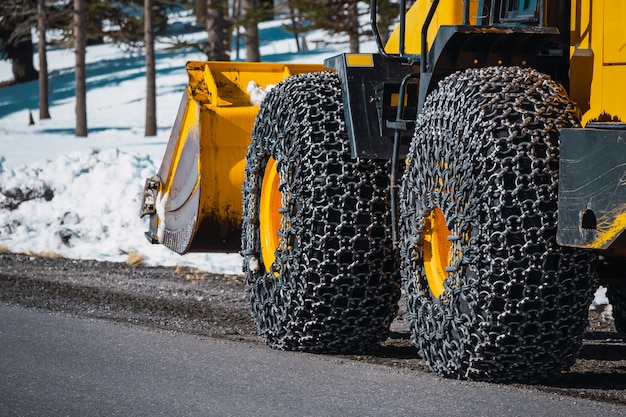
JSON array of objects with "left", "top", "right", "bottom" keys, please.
[{"left": 0, "top": 17, "right": 369, "bottom": 274}]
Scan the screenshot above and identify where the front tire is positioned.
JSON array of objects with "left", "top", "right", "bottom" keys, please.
[
  {"left": 242, "top": 72, "right": 401, "bottom": 353},
  {"left": 399, "top": 67, "right": 598, "bottom": 382}
]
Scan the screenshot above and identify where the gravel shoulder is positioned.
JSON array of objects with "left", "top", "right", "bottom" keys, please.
[{"left": 1, "top": 252, "right": 625, "bottom": 406}]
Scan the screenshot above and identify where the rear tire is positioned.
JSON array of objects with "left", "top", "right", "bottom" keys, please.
[
  {"left": 399, "top": 66, "right": 598, "bottom": 382},
  {"left": 242, "top": 72, "right": 401, "bottom": 353}
]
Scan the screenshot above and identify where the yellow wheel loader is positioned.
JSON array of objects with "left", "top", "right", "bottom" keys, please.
[{"left": 141, "top": 0, "right": 626, "bottom": 382}]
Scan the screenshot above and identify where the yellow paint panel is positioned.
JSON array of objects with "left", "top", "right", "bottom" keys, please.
[
  {"left": 390, "top": 93, "right": 408, "bottom": 107},
  {"left": 385, "top": 0, "right": 479, "bottom": 54},
  {"left": 346, "top": 54, "right": 374, "bottom": 67},
  {"left": 198, "top": 106, "right": 257, "bottom": 226},
  {"left": 603, "top": 2, "right": 626, "bottom": 64},
  {"left": 599, "top": 64, "right": 626, "bottom": 121},
  {"left": 570, "top": 0, "right": 626, "bottom": 123},
  {"left": 591, "top": 211, "right": 626, "bottom": 250}
]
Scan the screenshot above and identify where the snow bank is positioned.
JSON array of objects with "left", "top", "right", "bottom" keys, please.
[{"left": 0, "top": 149, "right": 242, "bottom": 274}]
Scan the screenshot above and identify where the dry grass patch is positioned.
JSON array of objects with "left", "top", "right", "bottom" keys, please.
[
  {"left": 174, "top": 264, "right": 208, "bottom": 283},
  {"left": 126, "top": 250, "right": 145, "bottom": 267},
  {"left": 0, "top": 247, "right": 63, "bottom": 258},
  {"left": 32, "top": 251, "right": 63, "bottom": 258}
]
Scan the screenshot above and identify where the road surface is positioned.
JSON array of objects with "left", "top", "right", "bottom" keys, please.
[{"left": 1, "top": 304, "right": 624, "bottom": 417}]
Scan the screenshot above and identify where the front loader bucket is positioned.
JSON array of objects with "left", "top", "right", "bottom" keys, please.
[{"left": 141, "top": 61, "right": 324, "bottom": 254}]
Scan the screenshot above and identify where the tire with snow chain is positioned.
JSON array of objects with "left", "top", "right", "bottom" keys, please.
[
  {"left": 607, "top": 284, "right": 626, "bottom": 336},
  {"left": 399, "top": 66, "right": 598, "bottom": 382},
  {"left": 241, "top": 71, "right": 401, "bottom": 353}
]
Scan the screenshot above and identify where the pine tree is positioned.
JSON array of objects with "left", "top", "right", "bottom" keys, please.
[
  {"left": 196, "top": 0, "right": 207, "bottom": 27},
  {"left": 285, "top": 0, "right": 363, "bottom": 53},
  {"left": 284, "top": 0, "right": 398, "bottom": 53},
  {"left": 205, "top": 0, "right": 231, "bottom": 61},
  {"left": 374, "top": 0, "right": 399, "bottom": 45},
  {"left": 0, "top": 0, "right": 39, "bottom": 84},
  {"left": 242, "top": 0, "right": 260, "bottom": 62},
  {"left": 144, "top": 0, "right": 157, "bottom": 136},
  {"left": 74, "top": 0, "right": 87, "bottom": 137},
  {"left": 37, "top": 0, "right": 51, "bottom": 119}
]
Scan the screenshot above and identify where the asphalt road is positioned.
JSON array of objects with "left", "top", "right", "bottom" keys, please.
[{"left": 1, "top": 304, "right": 624, "bottom": 417}]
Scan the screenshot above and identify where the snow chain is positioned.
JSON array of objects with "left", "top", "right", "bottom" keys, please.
[
  {"left": 241, "top": 72, "right": 401, "bottom": 353},
  {"left": 400, "top": 66, "right": 598, "bottom": 382}
]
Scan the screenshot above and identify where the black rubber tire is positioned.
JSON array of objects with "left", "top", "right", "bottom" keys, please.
[
  {"left": 607, "top": 284, "right": 626, "bottom": 336},
  {"left": 399, "top": 66, "right": 598, "bottom": 382},
  {"left": 241, "top": 72, "right": 401, "bottom": 353}
]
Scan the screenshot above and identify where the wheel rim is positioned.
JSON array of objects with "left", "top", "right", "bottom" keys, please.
[
  {"left": 423, "top": 207, "right": 452, "bottom": 299},
  {"left": 259, "top": 157, "right": 281, "bottom": 272}
]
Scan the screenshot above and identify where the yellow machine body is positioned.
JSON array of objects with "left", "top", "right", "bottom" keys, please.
[
  {"left": 144, "top": 61, "right": 323, "bottom": 253},
  {"left": 385, "top": 0, "right": 479, "bottom": 54},
  {"left": 569, "top": 0, "right": 626, "bottom": 124}
]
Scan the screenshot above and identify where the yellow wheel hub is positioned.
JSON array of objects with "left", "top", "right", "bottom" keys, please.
[
  {"left": 423, "top": 207, "right": 452, "bottom": 299},
  {"left": 259, "top": 157, "right": 282, "bottom": 272}
]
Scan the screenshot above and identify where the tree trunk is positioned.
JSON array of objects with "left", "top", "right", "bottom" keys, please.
[
  {"left": 287, "top": 2, "right": 301, "bottom": 52},
  {"left": 38, "top": 0, "right": 51, "bottom": 120},
  {"left": 375, "top": 0, "right": 396, "bottom": 46},
  {"left": 144, "top": 0, "right": 157, "bottom": 136},
  {"left": 195, "top": 0, "right": 207, "bottom": 27},
  {"left": 11, "top": 34, "right": 38, "bottom": 84},
  {"left": 233, "top": 0, "right": 241, "bottom": 60},
  {"left": 74, "top": 0, "right": 87, "bottom": 137},
  {"left": 348, "top": 1, "right": 359, "bottom": 53},
  {"left": 205, "top": 0, "right": 231, "bottom": 61},
  {"left": 243, "top": 0, "right": 260, "bottom": 62}
]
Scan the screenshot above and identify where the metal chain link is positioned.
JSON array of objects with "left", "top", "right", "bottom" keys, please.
[
  {"left": 241, "top": 72, "right": 402, "bottom": 353},
  {"left": 607, "top": 283, "right": 626, "bottom": 335},
  {"left": 399, "top": 66, "right": 598, "bottom": 382}
]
